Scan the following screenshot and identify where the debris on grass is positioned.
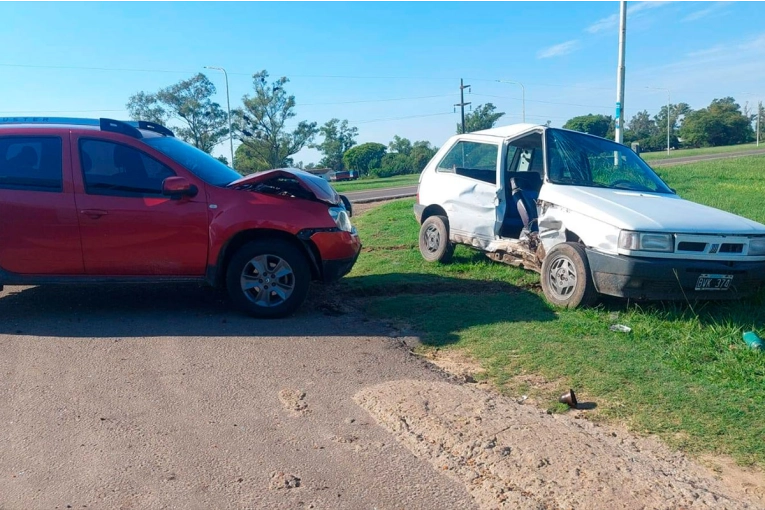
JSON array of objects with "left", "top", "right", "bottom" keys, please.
[
  {"left": 609, "top": 324, "right": 632, "bottom": 333},
  {"left": 742, "top": 331, "right": 764, "bottom": 351}
]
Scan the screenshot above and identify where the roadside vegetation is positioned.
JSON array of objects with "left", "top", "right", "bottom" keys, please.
[
  {"left": 642, "top": 142, "right": 760, "bottom": 161},
  {"left": 331, "top": 174, "right": 420, "bottom": 193},
  {"left": 343, "top": 155, "right": 765, "bottom": 467}
]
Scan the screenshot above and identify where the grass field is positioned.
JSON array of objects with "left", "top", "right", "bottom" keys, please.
[
  {"left": 331, "top": 174, "right": 420, "bottom": 193},
  {"left": 343, "top": 155, "right": 765, "bottom": 467},
  {"left": 641, "top": 143, "right": 760, "bottom": 161}
]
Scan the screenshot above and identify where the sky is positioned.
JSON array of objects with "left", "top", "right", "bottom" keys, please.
[{"left": 1, "top": 1, "right": 763, "bottom": 164}]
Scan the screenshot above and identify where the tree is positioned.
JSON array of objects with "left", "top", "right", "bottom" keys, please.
[
  {"left": 388, "top": 135, "right": 413, "bottom": 156},
  {"left": 126, "top": 91, "right": 168, "bottom": 125},
  {"left": 459, "top": 103, "right": 505, "bottom": 133},
  {"left": 126, "top": 73, "right": 229, "bottom": 153},
  {"left": 311, "top": 119, "right": 358, "bottom": 172},
  {"left": 680, "top": 97, "right": 754, "bottom": 147},
  {"left": 215, "top": 155, "right": 229, "bottom": 165},
  {"left": 410, "top": 140, "right": 437, "bottom": 173},
  {"left": 626, "top": 110, "right": 656, "bottom": 141},
  {"left": 235, "top": 70, "right": 318, "bottom": 170},
  {"left": 563, "top": 114, "right": 613, "bottom": 138},
  {"left": 342, "top": 142, "right": 387, "bottom": 176}
]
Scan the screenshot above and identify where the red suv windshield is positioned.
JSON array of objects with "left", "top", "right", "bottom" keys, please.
[{"left": 145, "top": 137, "right": 243, "bottom": 187}]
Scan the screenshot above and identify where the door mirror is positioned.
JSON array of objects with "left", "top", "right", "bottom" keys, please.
[{"left": 162, "top": 176, "right": 197, "bottom": 199}]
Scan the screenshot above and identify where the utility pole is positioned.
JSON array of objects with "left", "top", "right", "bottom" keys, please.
[
  {"left": 204, "top": 66, "right": 234, "bottom": 168},
  {"left": 455, "top": 79, "right": 471, "bottom": 134},
  {"left": 758, "top": 101, "right": 762, "bottom": 147},
  {"left": 614, "top": 0, "right": 627, "bottom": 146}
]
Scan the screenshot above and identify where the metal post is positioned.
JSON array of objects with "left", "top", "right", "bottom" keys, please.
[
  {"left": 455, "top": 79, "right": 471, "bottom": 133},
  {"left": 758, "top": 101, "right": 762, "bottom": 147},
  {"left": 614, "top": 0, "right": 627, "bottom": 145},
  {"left": 204, "top": 66, "right": 234, "bottom": 167},
  {"left": 666, "top": 89, "right": 671, "bottom": 155},
  {"left": 496, "top": 80, "right": 526, "bottom": 122}
]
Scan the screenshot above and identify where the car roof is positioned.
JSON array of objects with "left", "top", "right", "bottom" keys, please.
[
  {"left": 0, "top": 117, "right": 172, "bottom": 139},
  {"left": 472, "top": 123, "right": 544, "bottom": 138}
]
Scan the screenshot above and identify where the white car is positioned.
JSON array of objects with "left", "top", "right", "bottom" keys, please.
[{"left": 414, "top": 124, "right": 765, "bottom": 307}]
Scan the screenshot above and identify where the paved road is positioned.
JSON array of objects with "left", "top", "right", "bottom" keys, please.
[
  {"left": 345, "top": 148, "right": 765, "bottom": 203},
  {"left": 0, "top": 284, "right": 475, "bottom": 510}
]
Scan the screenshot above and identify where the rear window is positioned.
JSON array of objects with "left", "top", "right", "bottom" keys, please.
[{"left": 0, "top": 136, "right": 62, "bottom": 192}]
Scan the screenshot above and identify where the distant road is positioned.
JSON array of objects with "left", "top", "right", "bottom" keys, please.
[{"left": 345, "top": 148, "right": 765, "bottom": 203}]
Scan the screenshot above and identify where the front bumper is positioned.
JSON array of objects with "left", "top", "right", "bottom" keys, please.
[
  {"left": 586, "top": 249, "right": 765, "bottom": 300},
  {"left": 302, "top": 229, "right": 362, "bottom": 283}
]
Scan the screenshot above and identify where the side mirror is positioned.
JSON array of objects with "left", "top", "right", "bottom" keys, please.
[
  {"left": 162, "top": 176, "right": 198, "bottom": 200},
  {"left": 340, "top": 194, "right": 352, "bottom": 217}
]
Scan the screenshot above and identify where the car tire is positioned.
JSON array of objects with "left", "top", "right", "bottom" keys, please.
[
  {"left": 540, "top": 242, "right": 598, "bottom": 308},
  {"left": 226, "top": 239, "right": 311, "bottom": 318},
  {"left": 419, "top": 215, "right": 454, "bottom": 263}
]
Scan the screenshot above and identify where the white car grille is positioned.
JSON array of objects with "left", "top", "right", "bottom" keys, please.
[{"left": 674, "top": 234, "right": 753, "bottom": 258}]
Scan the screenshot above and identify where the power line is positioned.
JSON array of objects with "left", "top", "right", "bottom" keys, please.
[
  {"left": 472, "top": 93, "right": 613, "bottom": 111},
  {"left": 299, "top": 93, "right": 453, "bottom": 106},
  {"left": 352, "top": 111, "right": 455, "bottom": 124}
]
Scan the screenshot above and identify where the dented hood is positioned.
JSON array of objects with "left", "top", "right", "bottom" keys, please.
[{"left": 229, "top": 168, "right": 341, "bottom": 205}]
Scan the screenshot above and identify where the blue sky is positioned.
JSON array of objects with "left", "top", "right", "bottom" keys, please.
[{"left": 1, "top": 1, "right": 763, "bottom": 164}]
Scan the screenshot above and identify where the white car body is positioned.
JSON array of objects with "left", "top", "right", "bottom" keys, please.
[{"left": 415, "top": 124, "right": 765, "bottom": 303}]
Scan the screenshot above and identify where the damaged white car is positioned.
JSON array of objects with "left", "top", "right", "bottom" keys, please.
[{"left": 414, "top": 124, "right": 765, "bottom": 307}]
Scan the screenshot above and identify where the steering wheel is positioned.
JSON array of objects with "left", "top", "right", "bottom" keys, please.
[{"left": 610, "top": 179, "right": 635, "bottom": 188}]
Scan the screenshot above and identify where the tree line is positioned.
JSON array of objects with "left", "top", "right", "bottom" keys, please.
[
  {"left": 126, "top": 71, "right": 507, "bottom": 177},
  {"left": 562, "top": 97, "right": 763, "bottom": 151},
  {"left": 128, "top": 71, "right": 759, "bottom": 176}
]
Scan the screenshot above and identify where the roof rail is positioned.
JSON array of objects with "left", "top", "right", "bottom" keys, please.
[
  {"left": 99, "top": 118, "right": 142, "bottom": 139},
  {"left": 132, "top": 120, "right": 175, "bottom": 137},
  {"left": 0, "top": 117, "right": 100, "bottom": 126}
]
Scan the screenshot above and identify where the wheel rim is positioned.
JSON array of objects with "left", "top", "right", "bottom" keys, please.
[
  {"left": 547, "top": 255, "right": 578, "bottom": 300},
  {"left": 240, "top": 254, "right": 295, "bottom": 308},
  {"left": 424, "top": 224, "right": 441, "bottom": 253}
]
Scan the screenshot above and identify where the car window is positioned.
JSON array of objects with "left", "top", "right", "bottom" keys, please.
[
  {"left": 80, "top": 139, "right": 176, "bottom": 196},
  {"left": 0, "top": 136, "right": 62, "bottom": 192},
  {"left": 437, "top": 141, "right": 498, "bottom": 184},
  {"left": 505, "top": 133, "right": 544, "bottom": 176},
  {"left": 546, "top": 129, "right": 672, "bottom": 193}
]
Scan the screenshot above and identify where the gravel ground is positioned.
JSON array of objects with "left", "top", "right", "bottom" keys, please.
[{"left": 0, "top": 279, "right": 762, "bottom": 509}]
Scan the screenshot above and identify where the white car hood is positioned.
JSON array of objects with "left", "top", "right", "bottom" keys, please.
[{"left": 540, "top": 185, "right": 765, "bottom": 234}]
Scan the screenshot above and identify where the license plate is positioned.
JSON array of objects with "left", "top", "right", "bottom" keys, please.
[{"left": 695, "top": 273, "right": 733, "bottom": 291}]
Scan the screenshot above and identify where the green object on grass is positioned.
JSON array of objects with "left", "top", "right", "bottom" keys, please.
[{"left": 742, "top": 331, "right": 764, "bottom": 351}]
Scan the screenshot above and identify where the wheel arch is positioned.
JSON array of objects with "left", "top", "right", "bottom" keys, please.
[
  {"left": 420, "top": 204, "right": 448, "bottom": 224},
  {"left": 207, "top": 229, "right": 321, "bottom": 287}
]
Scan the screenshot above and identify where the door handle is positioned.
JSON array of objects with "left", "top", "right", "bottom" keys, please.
[{"left": 81, "top": 209, "right": 108, "bottom": 219}]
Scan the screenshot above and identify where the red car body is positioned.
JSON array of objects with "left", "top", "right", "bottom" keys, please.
[{"left": 0, "top": 118, "right": 361, "bottom": 316}]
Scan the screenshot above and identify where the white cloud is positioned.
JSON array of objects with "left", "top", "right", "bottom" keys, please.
[
  {"left": 686, "top": 45, "right": 725, "bottom": 58},
  {"left": 682, "top": 2, "right": 726, "bottom": 22},
  {"left": 585, "top": 1, "right": 669, "bottom": 34},
  {"left": 537, "top": 40, "right": 580, "bottom": 59}
]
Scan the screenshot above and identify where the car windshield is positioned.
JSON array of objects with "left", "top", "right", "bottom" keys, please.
[
  {"left": 546, "top": 128, "right": 673, "bottom": 193},
  {"left": 144, "top": 136, "right": 242, "bottom": 187}
]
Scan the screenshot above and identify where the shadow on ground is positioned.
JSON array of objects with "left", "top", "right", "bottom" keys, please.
[{"left": 0, "top": 272, "right": 555, "bottom": 340}]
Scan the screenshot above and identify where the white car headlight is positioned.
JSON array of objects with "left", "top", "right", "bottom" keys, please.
[
  {"left": 749, "top": 238, "right": 765, "bottom": 256},
  {"left": 618, "top": 231, "right": 674, "bottom": 252},
  {"left": 328, "top": 206, "right": 354, "bottom": 233}
]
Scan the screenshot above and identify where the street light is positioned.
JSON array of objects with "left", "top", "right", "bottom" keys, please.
[
  {"left": 496, "top": 80, "right": 526, "bottom": 123},
  {"left": 204, "top": 66, "right": 234, "bottom": 167},
  {"left": 645, "top": 86, "right": 671, "bottom": 156}
]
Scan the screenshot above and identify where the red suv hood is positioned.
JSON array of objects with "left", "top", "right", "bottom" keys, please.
[{"left": 229, "top": 168, "right": 341, "bottom": 206}]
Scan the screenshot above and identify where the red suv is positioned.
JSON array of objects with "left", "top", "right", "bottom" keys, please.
[{"left": 0, "top": 117, "right": 361, "bottom": 317}]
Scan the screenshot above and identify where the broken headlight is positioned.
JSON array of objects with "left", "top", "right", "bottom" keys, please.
[
  {"left": 618, "top": 231, "right": 674, "bottom": 252},
  {"left": 328, "top": 206, "right": 354, "bottom": 233}
]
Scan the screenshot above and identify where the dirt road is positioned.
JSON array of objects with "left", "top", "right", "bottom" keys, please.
[{"left": 1, "top": 284, "right": 762, "bottom": 509}]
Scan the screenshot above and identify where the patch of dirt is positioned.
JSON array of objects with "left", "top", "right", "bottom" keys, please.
[
  {"left": 278, "top": 388, "right": 309, "bottom": 414},
  {"left": 355, "top": 380, "right": 761, "bottom": 510},
  {"left": 420, "top": 349, "right": 487, "bottom": 384},
  {"left": 269, "top": 471, "right": 301, "bottom": 490},
  {"left": 699, "top": 455, "right": 765, "bottom": 505}
]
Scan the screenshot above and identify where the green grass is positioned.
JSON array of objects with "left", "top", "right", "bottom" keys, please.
[
  {"left": 642, "top": 142, "right": 760, "bottom": 162},
  {"left": 343, "top": 155, "right": 765, "bottom": 467},
  {"left": 331, "top": 174, "right": 420, "bottom": 193}
]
